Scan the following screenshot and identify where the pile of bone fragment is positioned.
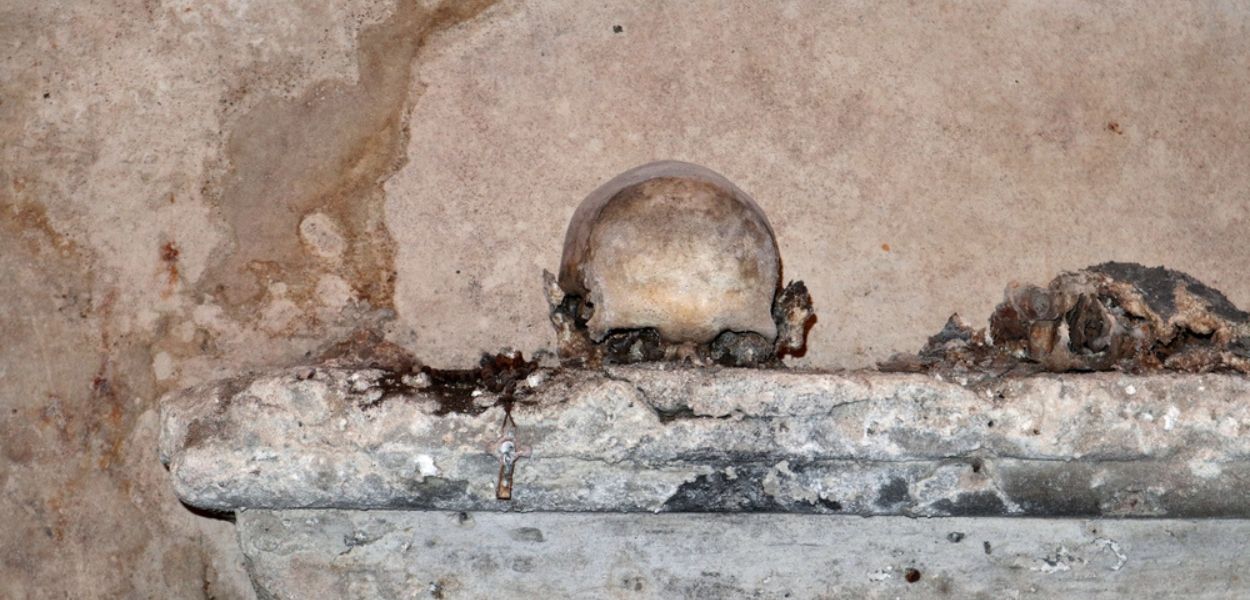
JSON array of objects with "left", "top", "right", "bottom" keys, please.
[{"left": 881, "top": 262, "right": 1250, "bottom": 376}]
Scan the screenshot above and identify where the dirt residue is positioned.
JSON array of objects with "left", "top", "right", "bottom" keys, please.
[
  {"left": 199, "top": 0, "right": 499, "bottom": 316},
  {"left": 317, "top": 328, "right": 421, "bottom": 372},
  {"left": 361, "top": 351, "right": 540, "bottom": 416},
  {"left": 312, "top": 328, "right": 541, "bottom": 416}
]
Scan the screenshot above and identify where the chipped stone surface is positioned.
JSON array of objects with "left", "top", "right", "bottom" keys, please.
[
  {"left": 238, "top": 510, "right": 1250, "bottom": 599},
  {"left": 162, "top": 367, "right": 1250, "bottom": 516}
]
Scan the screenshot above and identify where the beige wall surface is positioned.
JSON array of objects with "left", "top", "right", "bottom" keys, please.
[{"left": 2, "top": 1, "right": 1248, "bottom": 597}]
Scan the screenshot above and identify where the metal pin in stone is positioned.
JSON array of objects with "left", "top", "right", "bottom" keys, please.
[{"left": 492, "top": 421, "right": 530, "bottom": 501}]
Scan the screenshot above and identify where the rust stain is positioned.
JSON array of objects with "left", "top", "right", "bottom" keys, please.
[
  {"left": 0, "top": 192, "right": 76, "bottom": 256},
  {"left": 160, "top": 240, "right": 180, "bottom": 295},
  {"left": 90, "top": 296, "right": 125, "bottom": 470},
  {"left": 881, "top": 243, "right": 891, "bottom": 252},
  {"left": 1106, "top": 120, "right": 1123, "bottom": 134},
  {"left": 199, "top": 0, "right": 500, "bottom": 322},
  {"left": 78, "top": 290, "right": 153, "bottom": 473},
  {"left": 44, "top": 495, "right": 66, "bottom": 542}
]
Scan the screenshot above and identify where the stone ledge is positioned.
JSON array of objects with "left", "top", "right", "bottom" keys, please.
[
  {"left": 239, "top": 510, "right": 1250, "bottom": 599},
  {"left": 160, "top": 366, "right": 1250, "bottom": 516}
]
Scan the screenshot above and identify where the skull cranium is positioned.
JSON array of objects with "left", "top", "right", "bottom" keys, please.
[{"left": 547, "top": 161, "right": 812, "bottom": 366}]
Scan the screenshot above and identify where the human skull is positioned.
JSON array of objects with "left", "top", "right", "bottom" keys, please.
[{"left": 557, "top": 160, "right": 782, "bottom": 344}]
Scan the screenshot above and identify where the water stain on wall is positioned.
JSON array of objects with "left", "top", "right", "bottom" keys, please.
[
  {"left": 200, "top": 0, "right": 499, "bottom": 318},
  {"left": 2, "top": 2, "right": 502, "bottom": 597},
  {"left": 0, "top": 188, "right": 176, "bottom": 597}
]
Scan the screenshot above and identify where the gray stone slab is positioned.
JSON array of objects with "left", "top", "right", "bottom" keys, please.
[
  {"left": 161, "top": 366, "right": 1250, "bottom": 515},
  {"left": 238, "top": 510, "right": 1250, "bottom": 599}
]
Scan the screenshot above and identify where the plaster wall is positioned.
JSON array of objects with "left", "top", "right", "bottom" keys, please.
[{"left": 2, "top": 1, "right": 1249, "bottom": 597}]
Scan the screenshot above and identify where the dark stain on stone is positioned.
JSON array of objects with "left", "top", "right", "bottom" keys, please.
[
  {"left": 423, "top": 351, "right": 538, "bottom": 416},
  {"left": 668, "top": 450, "right": 774, "bottom": 466},
  {"left": 999, "top": 466, "right": 1107, "bottom": 516},
  {"left": 394, "top": 476, "right": 470, "bottom": 506},
  {"left": 662, "top": 464, "right": 846, "bottom": 513},
  {"left": 320, "top": 330, "right": 538, "bottom": 416},
  {"left": 816, "top": 497, "right": 843, "bottom": 511},
  {"left": 662, "top": 577, "right": 751, "bottom": 598},
  {"left": 875, "top": 477, "right": 911, "bottom": 507},
  {"left": 662, "top": 471, "right": 779, "bottom": 512},
  {"left": 1155, "top": 485, "right": 1250, "bottom": 518},
  {"left": 510, "top": 556, "right": 536, "bottom": 573},
  {"left": 654, "top": 405, "right": 699, "bottom": 423},
  {"left": 904, "top": 568, "right": 921, "bottom": 583},
  {"left": 654, "top": 408, "right": 739, "bottom": 426},
  {"left": 508, "top": 527, "right": 544, "bottom": 543},
  {"left": 930, "top": 491, "right": 1007, "bottom": 516},
  {"left": 947, "top": 531, "right": 965, "bottom": 543},
  {"left": 983, "top": 541, "right": 992, "bottom": 555},
  {"left": 213, "top": 378, "right": 251, "bottom": 412},
  {"left": 342, "top": 529, "right": 383, "bottom": 552},
  {"left": 199, "top": 0, "right": 500, "bottom": 319},
  {"left": 661, "top": 467, "right": 808, "bottom": 513},
  {"left": 181, "top": 416, "right": 231, "bottom": 452}
]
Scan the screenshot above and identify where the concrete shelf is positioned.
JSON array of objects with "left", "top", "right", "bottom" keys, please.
[
  {"left": 160, "top": 366, "right": 1250, "bottom": 517},
  {"left": 240, "top": 511, "right": 1250, "bottom": 599}
]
